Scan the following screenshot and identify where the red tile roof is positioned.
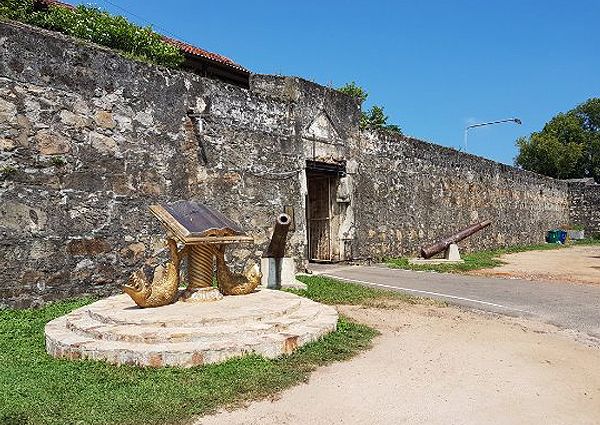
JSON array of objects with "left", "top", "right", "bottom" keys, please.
[
  {"left": 161, "top": 36, "right": 248, "bottom": 73},
  {"left": 36, "top": 0, "right": 248, "bottom": 73}
]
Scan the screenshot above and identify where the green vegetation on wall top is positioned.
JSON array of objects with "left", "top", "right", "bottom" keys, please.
[
  {"left": 0, "top": 0, "right": 184, "bottom": 68},
  {"left": 337, "top": 81, "right": 403, "bottom": 135}
]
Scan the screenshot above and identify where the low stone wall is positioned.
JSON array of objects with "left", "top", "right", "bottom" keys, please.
[{"left": 568, "top": 179, "right": 600, "bottom": 235}]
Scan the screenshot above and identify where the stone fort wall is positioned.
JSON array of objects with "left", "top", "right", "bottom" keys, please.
[
  {"left": 0, "top": 21, "right": 359, "bottom": 307},
  {"left": 351, "top": 132, "right": 570, "bottom": 260},
  {"left": 569, "top": 180, "right": 600, "bottom": 236},
  {"left": 0, "top": 21, "right": 589, "bottom": 308}
]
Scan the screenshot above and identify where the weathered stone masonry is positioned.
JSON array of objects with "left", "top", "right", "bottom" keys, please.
[
  {"left": 568, "top": 179, "right": 600, "bottom": 235},
  {"left": 0, "top": 21, "right": 595, "bottom": 308},
  {"left": 352, "top": 133, "right": 571, "bottom": 259},
  {"left": 0, "top": 21, "right": 359, "bottom": 308}
]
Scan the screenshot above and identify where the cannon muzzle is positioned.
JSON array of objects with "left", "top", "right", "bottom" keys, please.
[
  {"left": 420, "top": 220, "right": 491, "bottom": 259},
  {"left": 263, "top": 213, "right": 291, "bottom": 258}
]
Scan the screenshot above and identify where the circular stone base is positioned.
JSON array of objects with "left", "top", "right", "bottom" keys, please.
[{"left": 45, "top": 289, "right": 338, "bottom": 367}]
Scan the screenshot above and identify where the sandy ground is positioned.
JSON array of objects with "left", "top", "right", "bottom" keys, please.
[
  {"left": 196, "top": 304, "right": 600, "bottom": 425},
  {"left": 472, "top": 245, "right": 600, "bottom": 284}
]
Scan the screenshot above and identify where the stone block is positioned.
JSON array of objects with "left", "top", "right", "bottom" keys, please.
[
  {"left": 89, "top": 131, "right": 118, "bottom": 154},
  {"left": 261, "top": 257, "right": 307, "bottom": 290},
  {"left": 67, "top": 238, "right": 111, "bottom": 256},
  {"left": 445, "top": 243, "right": 461, "bottom": 261},
  {"left": 59, "top": 110, "right": 89, "bottom": 127},
  {"left": 35, "top": 130, "right": 70, "bottom": 155},
  {"left": 0, "top": 97, "right": 17, "bottom": 124},
  {"left": 0, "top": 138, "right": 17, "bottom": 151},
  {"left": 94, "top": 110, "right": 116, "bottom": 129}
]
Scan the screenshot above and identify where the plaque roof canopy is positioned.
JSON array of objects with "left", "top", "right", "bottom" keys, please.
[{"left": 149, "top": 201, "right": 253, "bottom": 244}]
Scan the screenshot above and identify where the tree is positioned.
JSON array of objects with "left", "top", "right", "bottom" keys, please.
[
  {"left": 337, "top": 81, "right": 368, "bottom": 105},
  {"left": 515, "top": 98, "right": 600, "bottom": 182},
  {"left": 337, "top": 82, "right": 402, "bottom": 135}
]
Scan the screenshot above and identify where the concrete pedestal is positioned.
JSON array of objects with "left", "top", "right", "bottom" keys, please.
[
  {"left": 445, "top": 243, "right": 461, "bottom": 261},
  {"left": 261, "top": 257, "right": 307, "bottom": 290},
  {"left": 567, "top": 230, "right": 585, "bottom": 240}
]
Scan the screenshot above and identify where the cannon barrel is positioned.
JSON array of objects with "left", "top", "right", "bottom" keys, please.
[
  {"left": 420, "top": 220, "right": 491, "bottom": 259},
  {"left": 263, "top": 213, "right": 291, "bottom": 258}
]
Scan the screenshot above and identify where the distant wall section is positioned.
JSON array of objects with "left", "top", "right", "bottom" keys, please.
[
  {"left": 568, "top": 179, "right": 600, "bottom": 235},
  {"left": 351, "top": 132, "right": 571, "bottom": 259}
]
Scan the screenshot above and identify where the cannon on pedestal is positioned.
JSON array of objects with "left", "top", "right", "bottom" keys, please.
[
  {"left": 420, "top": 220, "right": 491, "bottom": 259},
  {"left": 264, "top": 214, "right": 291, "bottom": 259},
  {"left": 261, "top": 213, "right": 307, "bottom": 290},
  {"left": 261, "top": 214, "right": 291, "bottom": 290}
]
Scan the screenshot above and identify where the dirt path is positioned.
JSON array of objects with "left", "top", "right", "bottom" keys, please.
[
  {"left": 196, "top": 304, "right": 600, "bottom": 425},
  {"left": 472, "top": 245, "right": 600, "bottom": 284}
]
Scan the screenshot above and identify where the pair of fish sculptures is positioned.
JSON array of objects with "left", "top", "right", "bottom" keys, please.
[{"left": 122, "top": 239, "right": 261, "bottom": 308}]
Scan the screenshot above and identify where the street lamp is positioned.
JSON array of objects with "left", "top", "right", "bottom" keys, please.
[{"left": 464, "top": 117, "right": 522, "bottom": 151}]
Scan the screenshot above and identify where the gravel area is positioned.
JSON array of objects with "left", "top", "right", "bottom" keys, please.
[
  {"left": 472, "top": 245, "right": 600, "bottom": 284},
  {"left": 197, "top": 303, "right": 600, "bottom": 425}
]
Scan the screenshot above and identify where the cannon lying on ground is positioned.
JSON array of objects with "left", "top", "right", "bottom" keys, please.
[{"left": 420, "top": 220, "right": 492, "bottom": 259}]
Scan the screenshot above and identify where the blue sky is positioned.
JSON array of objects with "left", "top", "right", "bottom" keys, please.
[{"left": 77, "top": 0, "right": 599, "bottom": 165}]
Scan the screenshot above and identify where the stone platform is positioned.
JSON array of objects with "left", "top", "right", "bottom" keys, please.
[{"left": 45, "top": 289, "right": 338, "bottom": 367}]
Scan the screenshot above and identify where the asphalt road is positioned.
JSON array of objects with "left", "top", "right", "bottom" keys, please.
[{"left": 308, "top": 264, "right": 600, "bottom": 344}]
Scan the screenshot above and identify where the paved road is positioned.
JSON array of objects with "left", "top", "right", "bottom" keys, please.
[{"left": 308, "top": 264, "right": 600, "bottom": 344}]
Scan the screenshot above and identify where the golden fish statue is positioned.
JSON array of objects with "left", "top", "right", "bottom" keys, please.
[
  {"left": 122, "top": 239, "right": 182, "bottom": 308},
  {"left": 214, "top": 244, "right": 262, "bottom": 295}
]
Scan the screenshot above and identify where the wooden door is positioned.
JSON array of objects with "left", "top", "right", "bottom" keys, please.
[{"left": 307, "top": 175, "right": 332, "bottom": 261}]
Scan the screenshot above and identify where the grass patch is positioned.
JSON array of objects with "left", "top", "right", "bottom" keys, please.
[
  {"left": 386, "top": 243, "right": 568, "bottom": 273},
  {"left": 292, "top": 274, "right": 435, "bottom": 307},
  {"left": 574, "top": 238, "right": 600, "bottom": 245},
  {"left": 0, "top": 298, "right": 377, "bottom": 425}
]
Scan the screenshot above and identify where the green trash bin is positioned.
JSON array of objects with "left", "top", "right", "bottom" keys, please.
[{"left": 545, "top": 229, "right": 563, "bottom": 243}]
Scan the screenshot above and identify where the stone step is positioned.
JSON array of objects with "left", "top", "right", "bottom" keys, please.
[
  {"left": 85, "top": 290, "right": 305, "bottom": 328},
  {"left": 64, "top": 301, "right": 325, "bottom": 343},
  {"left": 46, "top": 310, "right": 336, "bottom": 367},
  {"left": 45, "top": 290, "right": 338, "bottom": 367}
]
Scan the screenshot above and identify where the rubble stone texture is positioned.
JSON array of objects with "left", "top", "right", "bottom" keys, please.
[
  {"left": 568, "top": 179, "right": 600, "bottom": 236},
  {"left": 45, "top": 289, "right": 338, "bottom": 367},
  {"left": 0, "top": 21, "right": 595, "bottom": 308}
]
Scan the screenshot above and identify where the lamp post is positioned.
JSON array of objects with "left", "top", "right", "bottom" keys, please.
[{"left": 464, "top": 117, "right": 522, "bottom": 151}]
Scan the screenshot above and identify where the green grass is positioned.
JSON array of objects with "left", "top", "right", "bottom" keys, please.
[
  {"left": 574, "top": 237, "right": 600, "bottom": 245},
  {"left": 0, "top": 292, "right": 378, "bottom": 425},
  {"left": 292, "top": 274, "right": 427, "bottom": 307},
  {"left": 386, "top": 240, "right": 599, "bottom": 273}
]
